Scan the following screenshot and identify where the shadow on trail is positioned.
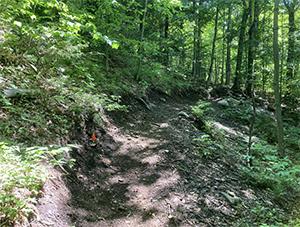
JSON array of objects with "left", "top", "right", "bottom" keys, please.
[
  {"left": 62, "top": 95, "right": 278, "bottom": 227},
  {"left": 63, "top": 96, "right": 199, "bottom": 226}
]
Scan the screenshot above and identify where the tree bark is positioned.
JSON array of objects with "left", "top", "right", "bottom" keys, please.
[
  {"left": 261, "top": 13, "right": 267, "bottom": 95},
  {"left": 163, "top": 16, "right": 169, "bottom": 66},
  {"left": 232, "top": 1, "right": 249, "bottom": 92},
  {"left": 273, "top": 0, "right": 284, "bottom": 156},
  {"left": 221, "top": 9, "right": 226, "bottom": 85},
  {"left": 245, "top": 0, "right": 259, "bottom": 96},
  {"left": 192, "top": 0, "right": 202, "bottom": 79},
  {"left": 284, "top": 1, "right": 297, "bottom": 80},
  {"left": 225, "top": 4, "right": 232, "bottom": 85},
  {"left": 135, "top": 0, "right": 148, "bottom": 81},
  {"left": 207, "top": 7, "right": 219, "bottom": 84},
  {"left": 192, "top": 0, "right": 197, "bottom": 77}
]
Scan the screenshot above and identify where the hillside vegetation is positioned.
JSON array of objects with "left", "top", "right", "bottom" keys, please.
[{"left": 0, "top": 0, "right": 299, "bottom": 226}]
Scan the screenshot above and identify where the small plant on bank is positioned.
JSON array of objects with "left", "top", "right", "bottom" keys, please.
[
  {"left": 192, "top": 100, "right": 212, "bottom": 120},
  {"left": 0, "top": 142, "right": 76, "bottom": 225},
  {"left": 243, "top": 141, "right": 300, "bottom": 197}
]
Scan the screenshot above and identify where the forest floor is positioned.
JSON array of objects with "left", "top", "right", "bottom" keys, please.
[{"left": 30, "top": 92, "right": 283, "bottom": 227}]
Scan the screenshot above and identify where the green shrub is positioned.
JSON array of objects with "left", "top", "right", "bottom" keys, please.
[
  {"left": 221, "top": 100, "right": 252, "bottom": 124},
  {"left": 0, "top": 142, "right": 75, "bottom": 225},
  {"left": 254, "top": 113, "right": 277, "bottom": 143},
  {"left": 193, "top": 135, "right": 225, "bottom": 158},
  {"left": 284, "top": 125, "right": 300, "bottom": 152},
  {"left": 244, "top": 141, "right": 300, "bottom": 197},
  {"left": 192, "top": 100, "right": 212, "bottom": 120},
  {"left": 0, "top": 143, "right": 46, "bottom": 225},
  {"left": 235, "top": 202, "right": 284, "bottom": 227},
  {"left": 193, "top": 120, "right": 226, "bottom": 158}
]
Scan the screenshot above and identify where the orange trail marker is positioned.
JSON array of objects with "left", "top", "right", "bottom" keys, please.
[{"left": 91, "top": 132, "right": 97, "bottom": 142}]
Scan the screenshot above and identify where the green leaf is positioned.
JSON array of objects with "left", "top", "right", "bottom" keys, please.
[
  {"left": 93, "top": 32, "right": 102, "bottom": 41},
  {"left": 13, "top": 21, "right": 22, "bottom": 28},
  {"left": 111, "top": 41, "right": 120, "bottom": 49},
  {"left": 30, "top": 14, "right": 36, "bottom": 20}
]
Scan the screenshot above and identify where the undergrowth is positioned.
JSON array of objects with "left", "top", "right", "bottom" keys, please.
[
  {"left": 192, "top": 98, "right": 300, "bottom": 226},
  {"left": 0, "top": 142, "right": 75, "bottom": 226},
  {"left": 244, "top": 141, "right": 300, "bottom": 197}
]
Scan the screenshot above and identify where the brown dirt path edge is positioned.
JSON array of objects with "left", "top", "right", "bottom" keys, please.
[{"left": 30, "top": 94, "right": 280, "bottom": 227}]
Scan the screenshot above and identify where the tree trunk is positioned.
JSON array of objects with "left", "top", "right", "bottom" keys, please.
[
  {"left": 163, "top": 16, "right": 169, "bottom": 66},
  {"left": 232, "top": 1, "right": 249, "bottom": 92},
  {"left": 214, "top": 58, "right": 219, "bottom": 85},
  {"left": 207, "top": 7, "right": 219, "bottom": 84},
  {"left": 261, "top": 13, "right": 266, "bottom": 95},
  {"left": 196, "top": 10, "right": 202, "bottom": 78},
  {"left": 192, "top": 0, "right": 197, "bottom": 77},
  {"left": 225, "top": 4, "right": 232, "bottom": 85},
  {"left": 273, "top": 0, "right": 284, "bottom": 156},
  {"left": 285, "top": 5, "right": 296, "bottom": 80},
  {"left": 135, "top": 0, "right": 148, "bottom": 81},
  {"left": 280, "top": 11, "right": 285, "bottom": 97},
  {"left": 283, "top": 0, "right": 299, "bottom": 108},
  {"left": 245, "top": 0, "right": 259, "bottom": 96},
  {"left": 192, "top": 0, "right": 202, "bottom": 79},
  {"left": 221, "top": 10, "right": 226, "bottom": 85}
]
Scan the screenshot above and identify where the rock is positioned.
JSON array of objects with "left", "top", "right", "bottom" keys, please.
[
  {"left": 178, "top": 111, "right": 206, "bottom": 130},
  {"left": 227, "top": 97, "right": 241, "bottom": 106},
  {"left": 220, "top": 191, "right": 241, "bottom": 205},
  {"left": 217, "top": 99, "right": 230, "bottom": 107},
  {"left": 217, "top": 97, "right": 240, "bottom": 107},
  {"left": 178, "top": 111, "right": 190, "bottom": 119},
  {"left": 3, "top": 87, "right": 31, "bottom": 98},
  {"left": 160, "top": 97, "right": 167, "bottom": 102}
]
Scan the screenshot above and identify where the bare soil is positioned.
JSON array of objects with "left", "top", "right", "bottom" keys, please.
[{"left": 30, "top": 94, "right": 281, "bottom": 227}]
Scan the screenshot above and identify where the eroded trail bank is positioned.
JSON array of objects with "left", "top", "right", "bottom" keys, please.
[{"left": 31, "top": 94, "right": 281, "bottom": 227}]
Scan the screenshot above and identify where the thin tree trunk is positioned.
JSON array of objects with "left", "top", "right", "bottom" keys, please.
[
  {"left": 135, "top": 0, "right": 148, "bottom": 81},
  {"left": 215, "top": 58, "right": 219, "bottom": 85},
  {"left": 245, "top": 0, "right": 259, "bottom": 96},
  {"left": 207, "top": 7, "right": 219, "bottom": 84},
  {"left": 225, "top": 4, "right": 232, "bottom": 85},
  {"left": 261, "top": 13, "right": 266, "bottom": 95},
  {"left": 163, "top": 16, "right": 169, "bottom": 66},
  {"left": 196, "top": 11, "right": 202, "bottom": 78},
  {"left": 192, "top": 0, "right": 197, "bottom": 77},
  {"left": 232, "top": 1, "right": 249, "bottom": 92},
  {"left": 283, "top": 0, "right": 299, "bottom": 108},
  {"left": 247, "top": 84, "right": 257, "bottom": 167},
  {"left": 280, "top": 11, "right": 285, "bottom": 97},
  {"left": 273, "top": 0, "right": 284, "bottom": 156},
  {"left": 221, "top": 11, "right": 226, "bottom": 85},
  {"left": 285, "top": 4, "right": 296, "bottom": 80},
  {"left": 192, "top": 0, "right": 202, "bottom": 79}
]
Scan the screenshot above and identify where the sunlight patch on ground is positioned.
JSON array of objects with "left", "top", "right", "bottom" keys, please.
[
  {"left": 128, "top": 170, "right": 180, "bottom": 208},
  {"left": 141, "top": 154, "right": 162, "bottom": 165},
  {"left": 159, "top": 123, "right": 169, "bottom": 128},
  {"left": 213, "top": 121, "right": 244, "bottom": 137},
  {"left": 241, "top": 189, "right": 256, "bottom": 200},
  {"left": 204, "top": 194, "right": 233, "bottom": 216},
  {"left": 116, "top": 136, "right": 162, "bottom": 154}
]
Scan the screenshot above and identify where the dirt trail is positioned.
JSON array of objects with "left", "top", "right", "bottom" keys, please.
[{"left": 31, "top": 94, "right": 278, "bottom": 227}]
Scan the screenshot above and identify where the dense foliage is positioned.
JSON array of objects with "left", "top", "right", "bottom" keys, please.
[{"left": 0, "top": 0, "right": 299, "bottom": 225}]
